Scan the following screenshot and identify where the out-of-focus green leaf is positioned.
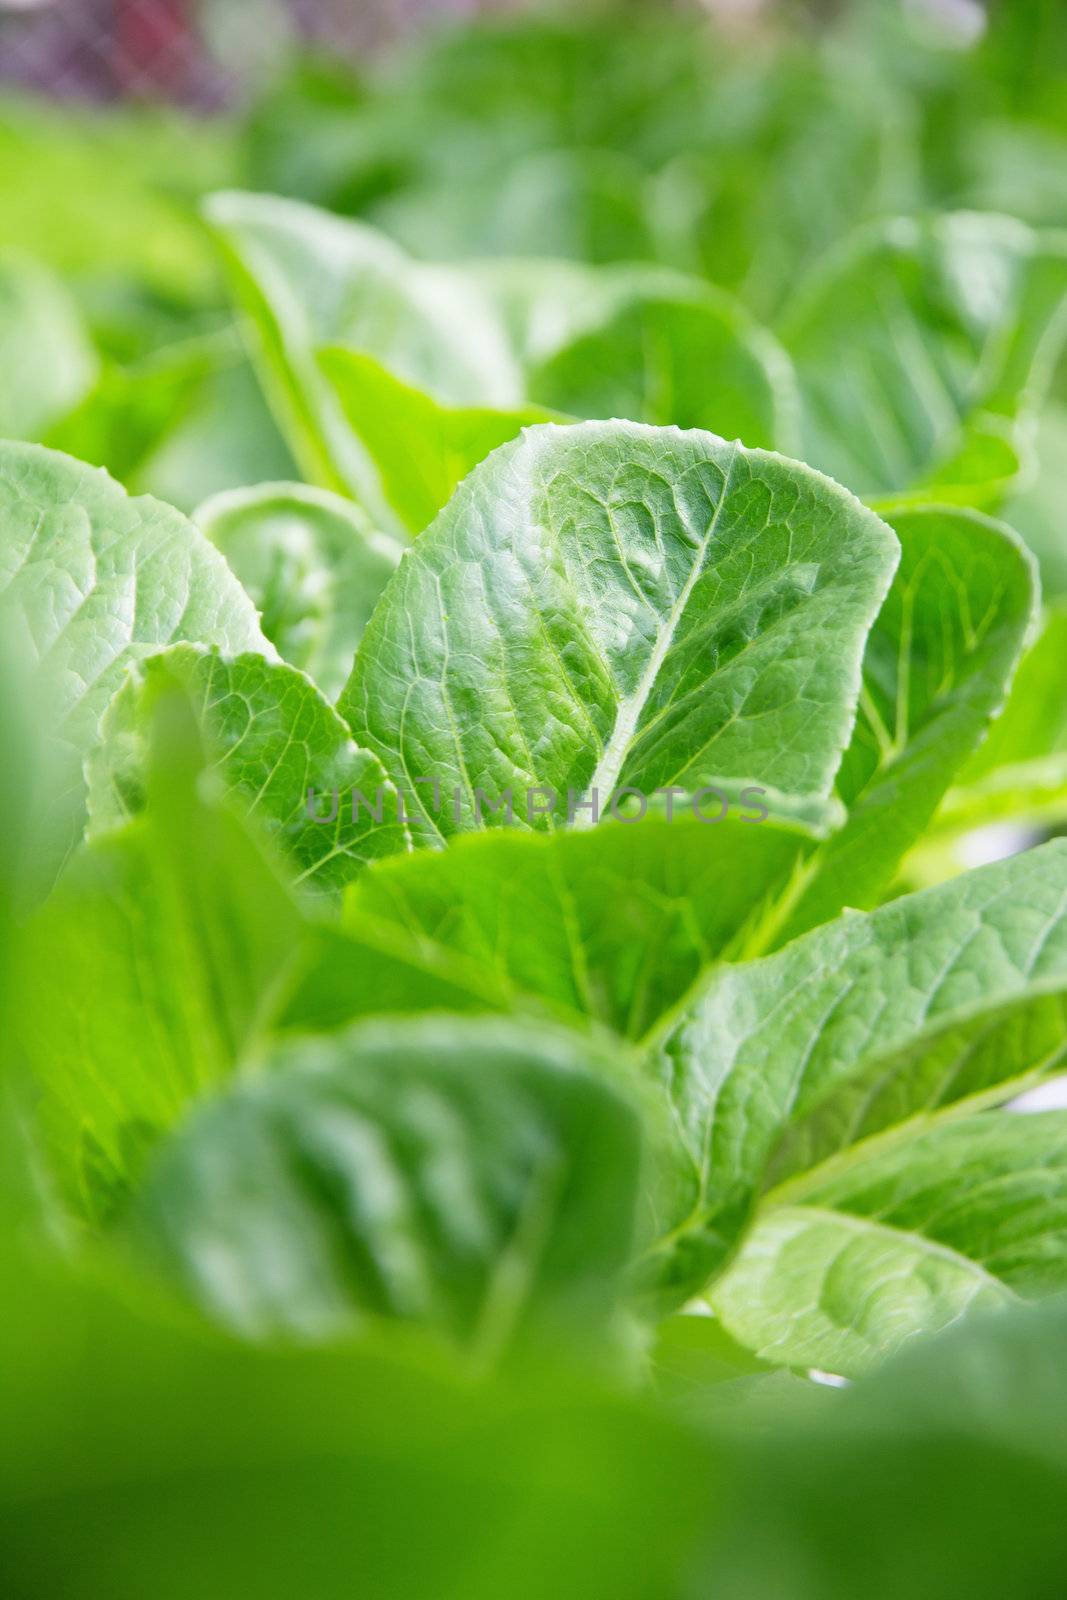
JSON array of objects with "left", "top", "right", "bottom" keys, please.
[
  {"left": 46, "top": 335, "right": 298, "bottom": 512},
  {"left": 496, "top": 263, "right": 798, "bottom": 453},
  {"left": 9, "top": 1171, "right": 1067, "bottom": 1600},
  {"left": 126, "top": 1016, "right": 643, "bottom": 1352},
  {"left": 86, "top": 646, "right": 408, "bottom": 899},
  {"left": 0, "top": 253, "right": 97, "bottom": 440},
  {"left": 383, "top": 10, "right": 717, "bottom": 166},
  {"left": 1002, "top": 402, "right": 1067, "bottom": 598},
  {"left": 0, "top": 1240, "right": 721, "bottom": 1600},
  {"left": 779, "top": 505, "right": 1036, "bottom": 938},
  {"left": 131, "top": 351, "right": 299, "bottom": 512},
  {"left": 958, "top": 121, "right": 1067, "bottom": 229},
  {"left": 709, "top": 1295, "right": 1067, "bottom": 1598},
  {"left": 341, "top": 421, "right": 897, "bottom": 838},
  {"left": 371, "top": 147, "right": 657, "bottom": 266},
  {"left": 46, "top": 334, "right": 224, "bottom": 485},
  {"left": 936, "top": 601, "right": 1067, "bottom": 834},
  {"left": 654, "top": 52, "right": 918, "bottom": 315},
  {"left": 207, "top": 190, "right": 527, "bottom": 528},
  {"left": 866, "top": 414, "right": 1024, "bottom": 512},
  {"left": 17, "top": 688, "right": 305, "bottom": 1224},
  {"left": 242, "top": 58, "right": 387, "bottom": 214},
  {"left": 782, "top": 213, "right": 1067, "bottom": 502},
  {"left": 197, "top": 480, "right": 403, "bottom": 698},
  {"left": 208, "top": 192, "right": 520, "bottom": 406},
  {"left": 651, "top": 1311, "right": 776, "bottom": 1395},
  {"left": 0, "top": 98, "right": 231, "bottom": 318},
  {"left": 953, "top": 0, "right": 1067, "bottom": 132},
  {"left": 0, "top": 640, "right": 36, "bottom": 1064}
]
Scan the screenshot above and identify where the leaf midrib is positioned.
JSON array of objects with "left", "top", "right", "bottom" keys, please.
[
  {"left": 576, "top": 443, "right": 739, "bottom": 821},
  {"left": 761, "top": 1044, "right": 1067, "bottom": 1215}
]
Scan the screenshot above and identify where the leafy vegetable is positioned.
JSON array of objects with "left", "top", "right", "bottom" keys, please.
[
  {"left": 657, "top": 840, "right": 1067, "bottom": 1305},
  {"left": 196, "top": 479, "right": 403, "bottom": 697},
  {"left": 43, "top": 332, "right": 299, "bottom": 511},
  {"left": 18, "top": 685, "right": 304, "bottom": 1222},
  {"left": 1003, "top": 402, "right": 1067, "bottom": 596},
  {"left": 8, "top": 4, "right": 1067, "bottom": 1586},
  {"left": 711, "top": 1110, "right": 1067, "bottom": 1374},
  {"left": 125, "top": 1015, "right": 643, "bottom": 1352},
  {"left": 207, "top": 190, "right": 537, "bottom": 529},
  {"left": 934, "top": 601, "right": 1067, "bottom": 835},
  {"left": 317, "top": 344, "right": 556, "bottom": 536},
  {"left": 782, "top": 212, "right": 1067, "bottom": 503},
  {"left": 0, "top": 1231, "right": 722, "bottom": 1600},
  {"left": 0, "top": 441, "right": 269, "bottom": 887},
  {"left": 317, "top": 797, "right": 836, "bottom": 1042},
  {"left": 86, "top": 645, "right": 408, "bottom": 894},
  {"left": 779, "top": 504, "right": 1036, "bottom": 935},
  {"left": 341, "top": 420, "right": 898, "bottom": 836},
  {"left": 477, "top": 258, "right": 798, "bottom": 450},
  {"left": 655, "top": 60, "right": 915, "bottom": 316}
]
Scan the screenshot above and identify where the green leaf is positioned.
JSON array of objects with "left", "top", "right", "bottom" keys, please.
[
  {"left": 656, "top": 839, "right": 1067, "bottom": 1298},
  {"left": 131, "top": 350, "right": 299, "bottom": 514},
  {"left": 711, "top": 1111, "right": 1067, "bottom": 1375},
  {"left": 340, "top": 421, "right": 898, "bottom": 839},
  {"left": 125, "top": 1016, "right": 642, "bottom": 1352},
  {"left": 196, "top": 480, "right": 403, "bottom": 698},
  {"left": 0, "top": 642, "right": 37, "bottom": 1045},
  {"left": 44, "top": 334, "right": 299, "bottom": 513},
  {"left": 301, "top": 797, "right": 837, "bottom": 1044},
  {"left": 277, "top": 808, "right": 841, "bottom": 1315},
  {"left": 965, "top": 118, "right": 1067, "bottom": 225},
  {"left": 0, "top": 443, "right": 271, "bottom": 887},
  {"left": 86, "top": 646, "right": 408, "bottom": 899},
  {"left": 207, "top": 192, "right": 520, "bottom": 406},
  {"left": 866, "top": 415, "right": 1025, "bottom": 514},
  {"left": 1002, "top": 401, "right": 1067, "bottom": 598},
  {"left": 370, "top": 147, "right": 657, "bottom": 266},
  {"left": 16, "top": 687, "right": 306, "bottom": 1224},
  {"left": 933, "top": 600, "right": 1067, "bottom": 835},
  {"left": 799, "top": 1102, "right": 1067, "bottom": 1302},
  {"left": 778, "top": 505, "right": 1037, "bottom": 938},
  {"left": 207, "top": 190, "right": 528, "bottom": 530},
  {"left": 46, "top": 334, "right": 225, "bottom": 486},
  {"left": 0, "top": 252, "right": 97, "bottom": 440},
  {"left": 279, "top": 801, "right": 838, "bottom": 1278},
  {"left": 782, "top": 213, "right": 1067, "bottom": 501},
  {"left": 0, "top": 1247, "right": 720, "bottom": 1600},
  {"left": 654, "top": 55, "right": 915, "bottom": 316},
  {"left": 318, "top": 346, "right": 554, "bottom": 536},
  {"left": 489, "top": 262, "right": 799, "bottom": 453}
]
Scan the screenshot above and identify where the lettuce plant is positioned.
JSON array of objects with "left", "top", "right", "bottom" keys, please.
[
  {"left": 6, "top": 386, "right": 1067, "bottom": 1380},
  {"left": 5, "top": 8, "right": 1067, "bottom": 1590}
]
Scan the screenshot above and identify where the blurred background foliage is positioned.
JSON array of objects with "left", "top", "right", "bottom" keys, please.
[{"left": 2, "top": 0, "right": 1066, "bottom": 500}]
